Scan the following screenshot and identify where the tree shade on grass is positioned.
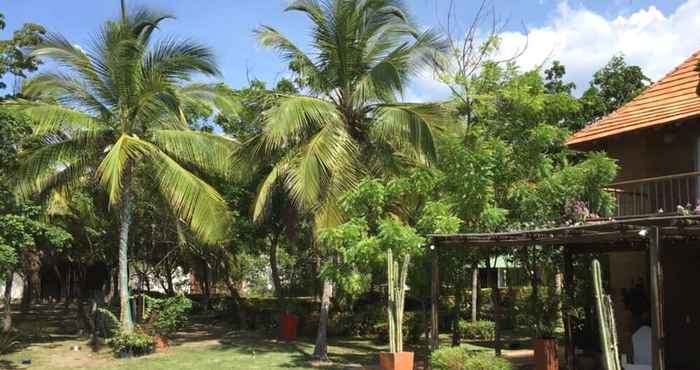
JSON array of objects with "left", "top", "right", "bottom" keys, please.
[{"left": 6, "top": 6, "right": 237, "bottom": 332}]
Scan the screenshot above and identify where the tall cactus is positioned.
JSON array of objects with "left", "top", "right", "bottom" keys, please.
[
  {"left": 592, "top": 259, "right": 622, "bottom": 370},
  {"left": 387, "top": 249, "right": 410, "bottom": 353}
]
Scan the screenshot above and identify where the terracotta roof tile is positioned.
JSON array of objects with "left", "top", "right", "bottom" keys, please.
[{"left": 567, "top": 50, "right": 700, "bottom": 146}]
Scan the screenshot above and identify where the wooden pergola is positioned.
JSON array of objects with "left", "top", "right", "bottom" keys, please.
[{"left": 428, "top": 214, "right": 700, "bottom": 370}]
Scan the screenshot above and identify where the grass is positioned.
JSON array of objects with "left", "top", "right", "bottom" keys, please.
[
  {"left": 0, "top": 304, "right": 395, "bottom": 370},
  {"left": 1, "top": 330, "right": 389, "bottom": 370},
  {"left": 0, "top": 304, "right": 533, "bottom": 370}
]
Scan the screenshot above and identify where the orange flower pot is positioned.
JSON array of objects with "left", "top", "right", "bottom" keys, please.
[
  {"left": 154, "top": 334, "right": 169, "bottom": 349},
  {"left": 534, "top": 338, "right": 559, "bottom": 370},
  {"left": 280, "top": 313, "right": 299, "bottom": 340},
  {"left": 379, "top": 351, "right": 414, "bottom": 370}
]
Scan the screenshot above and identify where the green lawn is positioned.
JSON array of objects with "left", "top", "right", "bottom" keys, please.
[
  {"left": 1, "top": 331, "right": 390, "bottom": 370},
  {"left": 0, "top": 305, "right": 531, "bottom": 370}
]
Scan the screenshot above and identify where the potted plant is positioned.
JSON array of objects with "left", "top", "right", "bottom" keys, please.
[
  {"left": 142, "top": 294, "right": 193, "bottom": 349},
  {"left": 529, "top": 282, "right": 561, "bottom": 370},
  {"left": 379, "top": 249, "right": 413, "bottom": 370}
]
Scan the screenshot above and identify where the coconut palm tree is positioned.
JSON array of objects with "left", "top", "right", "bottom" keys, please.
[
  {"left": 250, "top": 0, "right": 447, "bottom": 359},
  {"left": 7, "top": 6, "right": 237, "bottom": 332}
]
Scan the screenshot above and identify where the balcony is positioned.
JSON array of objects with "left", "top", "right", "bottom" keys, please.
[{"left": 607, "top": 171, "right": 700, "bottom": 218}]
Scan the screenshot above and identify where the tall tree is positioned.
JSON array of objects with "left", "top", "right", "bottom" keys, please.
[
  {"left": 0, "top": 13, "right": 46, "bottom": 91},
  {"left": 250, "top": 0, "right": 446, "bottom": 360},
  {"left": 544, "top": 61, "right": 575, "bottom": 95},
  {"left": 8, "top": 6, "right": 236, "bottom": 332},
  {"left": 579, "top": 54, "right": 650, "bottom": 125}
]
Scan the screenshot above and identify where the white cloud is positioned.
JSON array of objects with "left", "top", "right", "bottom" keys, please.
[{"left": 406, "top": 0, "right": 700, "bottom": 101}]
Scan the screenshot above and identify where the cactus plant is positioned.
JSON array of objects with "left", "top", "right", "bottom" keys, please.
[
  {"left": 592, "top": 259, "right": 621, "bottom": 370},
  {"left": 387, "top": 249, "right": 410, "bottom": 353}
]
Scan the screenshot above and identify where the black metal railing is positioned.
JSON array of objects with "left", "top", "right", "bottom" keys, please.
[{"left": 607, "top": 171, "right": 700, "bottom": 217}]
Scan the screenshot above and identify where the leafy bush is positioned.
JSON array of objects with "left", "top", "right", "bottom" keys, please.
[
  {"left": 458, "top": 320, "right": 495, "bottom": 340},
  {"left": 431, "top": 347, "right": 512, "bottom": 370},
  {"left": 0, "top": 332, "right": 20, "bottom": 354},
  {"left": 107, "top": 330, "right": 155, "bottom": 357},
  {"left": 144, "top": 294, "right": 193, "bottom": 337},
  {"left": 96, "top": 307, "right": 120, "bottom": 338},
  {"left": 404, "top": 311, "right": 426, "bottom": 344}
]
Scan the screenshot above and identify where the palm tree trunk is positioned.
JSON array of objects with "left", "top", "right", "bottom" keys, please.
[
  {"left": 313, "top": 279, "right": 332, "bottom": 361},
  {"left": 269, "top": 236, "right": 284, "bottom": 310},
  {"left": 3, "top": 273, "right": 13, "bottom": 333},
  {"left": 118, "top": 182, "right": 134, "bottom": 333}
]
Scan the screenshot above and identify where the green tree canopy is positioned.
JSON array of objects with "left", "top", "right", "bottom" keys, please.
[
  {"left": 249, "top": 0, "right": 448, "bottom": 229},
  {"left": 6, "top": 6, "right": 237, "bottom": 332}
]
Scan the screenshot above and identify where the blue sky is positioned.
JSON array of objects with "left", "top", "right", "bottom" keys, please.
[{"left": 2, "top": 0, "right": 698, "bottom": 100}]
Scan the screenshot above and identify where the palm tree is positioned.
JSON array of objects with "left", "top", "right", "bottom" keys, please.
[
  {"left": 250, "top": 0, "right": 446, "bottom": 359},
  {"left": 8, "top": 6, "right": 236, "bottom": 332}
]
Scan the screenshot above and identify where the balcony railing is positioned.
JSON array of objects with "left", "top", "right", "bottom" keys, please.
[{"left": 607, "top": 171, "right": 700, "bottom": 218}]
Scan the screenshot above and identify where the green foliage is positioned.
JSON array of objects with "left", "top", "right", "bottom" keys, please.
[
  {"left": 250, "top": 0, "right": 447, "bottom": 227},
  {"left": 544, "top": 61, "right": 576, "bottom": 95},
  {"left": 431, "top": 347, "right": 512, "bottom": 370},
  {"left": 9, "top": 7, "right": 236, "bottom": 245},
  {"left": 520, "top": 287, "right": 562, "bottom": 339},
  {"left": 107, "top": 330, "right": 156, "bottom": 357},
  {"left": 458, "top": 320, "right": 495, "bottom": 340},
  {"left": 97, "top": 308, "right": 121, "bottom": 338},
  {"left": 0, "top": 13, "right": 46, "bottom": 90},
  {"left": 0, "top": 204, "right": 71, "bottom": 276},
  {"left": 144, "top": 294, "right": 193, "bottom": 337},
  {"left": 318, "top": 176, "right": 429, "bottom": 300},
  {"left": 578, "top": 54, "right": 650, "bottom": 127},
  {"left": 0, "top": 332, "right": 20, "bottom": 354}
]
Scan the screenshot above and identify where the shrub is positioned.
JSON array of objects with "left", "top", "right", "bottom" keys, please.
[
  {"left": 404, "top": 311, "right": 426, "bottom": 344},
  {"left": 96, "top": 307, "right": 120, "bottom": 338},
  {"left": 0, "top": 332, "right": 20, "bottom": 354},
  {"left": 107, "top": 330, "right": 155, "bottom": 357},
  {"left": 144, "top": 294, "right": 193, "bottom": 337},
  {"left": 458, "top": 320, "right": 495, "bottom": 340},
  {"left": 431, "top": 347, "right": 512, "bottom": 370}
]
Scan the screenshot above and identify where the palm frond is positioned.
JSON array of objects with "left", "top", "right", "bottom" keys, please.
[
  {"left": 255, "top": 26, "right": 324, "bottom": 88},
  {"left": 284, "top": 123, "right": 361, "bottom": 211},
  {"left": 14, "top": 129, "right": 107, "bottom": 198},
  {"left": 177, "top": 83, "right": 240, "bottom": 118},
  {"left": 261, "top": 94, "right": 341, "bottom": 151},
  {"left": 126, "top": 7, "right": 173, "bottom": 45},
  {"left": 97, "top": 134, "right": 157, "bottom": 205},
  {"left": 151, "top": 150, "right": 231, "bottom": 244},
  {"left": 252, "top": 159, "right": 290, "bottom": 222},
  {"left": 142, "top": 38, "right": 220, "bottom": 81},
  {"left": 22, "top": 72, "right": 112, "bottom": 119},
  {"left": 5, "top": 100, "right": 108, "bottom": 135},
  {"left": 372, "top": 103, "right": 449, "bottom": 163},
  {"left": 30, "top": 32, "right": 114, "bottom": 104},
  {"left": 150, "top": 129, "right": 238, "bottom": 178}
]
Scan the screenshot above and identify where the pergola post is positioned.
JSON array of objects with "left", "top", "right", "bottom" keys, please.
[
  {"left": 563, "top": 248, "right": 576, "bottom": 370},
  {"left": 430, "top": 244, "right": 440, "bottom": 351},
  {"left": 490, "top": 256, "right": 502, "bottom": 357},
  {"left": 649, "top": 227, "right": 665, "bottom": 370}
]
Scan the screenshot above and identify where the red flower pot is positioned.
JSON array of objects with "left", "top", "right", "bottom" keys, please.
[
  {"left": 280, "top": 313, "right": 299, "bottom": 340},
  {"left": 379, "top": 351, "right": 414, "bottom": 370},
  {"left": 154, "top": 334, "right": 169, "bottom": 349},
  {"left": 534, "top": 338, "right": 559, "bottom": 370}
]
